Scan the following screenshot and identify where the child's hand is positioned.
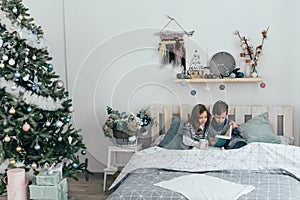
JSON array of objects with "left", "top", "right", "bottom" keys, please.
[
  {"left": 230, "top": 121, "right": 239, "bottom": 129},
  {"left": 209, "top": 137, "right": 215, "bottom": 145}
]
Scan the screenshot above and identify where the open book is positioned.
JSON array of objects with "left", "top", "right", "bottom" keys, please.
[{"left": 214, "top": 125, "right": 232, "bottom": 147}]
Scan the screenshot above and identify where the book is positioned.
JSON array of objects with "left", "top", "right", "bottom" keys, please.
[{"left": 214, "top": 125, "right": 232, "bottom": 147}]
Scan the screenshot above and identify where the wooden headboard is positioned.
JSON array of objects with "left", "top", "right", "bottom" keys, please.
[{"left": 148, "top": 104, "right": 293, "bottom": 142}]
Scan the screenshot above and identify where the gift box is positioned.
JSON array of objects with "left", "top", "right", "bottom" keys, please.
[
  {"left": 36, "top": 170, "right": 62, "bottom": 186},
  {"left": 29, "top": 178, "right": 68, "bottom": 200}
]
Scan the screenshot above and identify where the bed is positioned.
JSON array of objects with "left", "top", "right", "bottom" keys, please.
[{"left": 107, "top": 104, "right": 300, "bottom": 200}]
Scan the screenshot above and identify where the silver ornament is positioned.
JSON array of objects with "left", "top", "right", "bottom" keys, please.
[{"left": 56, "top": 80, "right": 64, "bottom": 89}]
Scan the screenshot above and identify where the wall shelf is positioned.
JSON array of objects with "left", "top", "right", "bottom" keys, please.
[{"left": 174, "top": 77, "right": 263, "bottom": 83}]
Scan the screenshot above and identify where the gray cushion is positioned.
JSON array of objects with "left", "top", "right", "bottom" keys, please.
[
  {"left": 158, "top": 117, "right": 185, "bottom": 149},
  {"left": 239, "top": 112, "right": 281, "bottom": 144}
]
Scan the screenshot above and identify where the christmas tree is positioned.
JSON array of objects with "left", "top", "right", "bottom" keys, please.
[{"left": 0, "top": 0, "right": 91, "bottom": 194}]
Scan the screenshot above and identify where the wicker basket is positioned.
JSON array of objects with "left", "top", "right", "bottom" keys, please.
[{"left": 113, "top": 130, "right": 137, "bottom": 146}]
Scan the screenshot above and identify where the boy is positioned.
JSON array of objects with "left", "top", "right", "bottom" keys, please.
[{"left": 207, "top": 100, "right": 248, "bottom": 149}]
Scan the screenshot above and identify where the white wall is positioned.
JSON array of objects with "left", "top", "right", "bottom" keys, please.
[{"left": 24, "top": 0, "right": 300, "bottom": 172}]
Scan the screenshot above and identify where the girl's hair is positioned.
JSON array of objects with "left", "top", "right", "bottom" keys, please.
[
  {"left": 189, "top": 104, "right": 211, "bottom": 131},
  {"left": 212, "top": 100, "right": 228, "bottom": 115}
]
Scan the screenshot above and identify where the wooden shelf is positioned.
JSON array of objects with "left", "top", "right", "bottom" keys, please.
[{"left": 174, "top": 77, "right": 263, "bottom": 83}]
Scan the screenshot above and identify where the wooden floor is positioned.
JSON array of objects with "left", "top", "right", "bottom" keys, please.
[
  {"left": 68, "top": 172, "right": 113, "bottom": 200},
  {"left": 0, "top": 172, "right": 113, "bottom": 200}
]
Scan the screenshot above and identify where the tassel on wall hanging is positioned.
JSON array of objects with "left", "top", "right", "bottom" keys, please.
[{"left": 155, "top": 15, "right": 194, "bottom": 75}]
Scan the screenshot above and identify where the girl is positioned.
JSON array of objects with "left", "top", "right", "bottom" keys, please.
[{"left": 180, "top": 104, "right": 211, "bottom": 148}]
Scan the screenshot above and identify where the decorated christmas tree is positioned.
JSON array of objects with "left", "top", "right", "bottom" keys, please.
[{"left": 0, "top": 0, "right": 91, "bottom": 194}]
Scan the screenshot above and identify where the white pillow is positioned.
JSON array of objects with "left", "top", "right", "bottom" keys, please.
[
  {"left": 154, "top": 174, "right": 255, "bottom": 200},
  {"left": 278, "top": 135, "right": 295, "bottom": 145}
]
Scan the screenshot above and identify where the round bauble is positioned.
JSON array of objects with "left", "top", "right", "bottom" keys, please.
[
  {"left": 229, "top": 73, "right": 236, "bottom": 78},
  {"left": 68, "top": 106, "right": 74, "bottom": 112},
  {"left": 34, "top": 144, "right": 41, "bottom": 150},
  {"left": 22, "top": 122, "right": 31, "bottom": 131},
  {"left": 27, "top": 107, "right": 32, "bottom": 112},
  {"left": 8, "top": 58, "right": 15, "bottom": 66},
  {"left": 9, "top": 107, "right": 16, "bottom": 115},
  {"left": 14, "top": 72, "right": 21, "bottom": 78},
  {"left": 9, "top": 159, "right": 16, "bottom": 165},
  {"left": 22, "top": 74, "right": 30, "bottom": 81},
  {"left": 48, "top": 64, "right": 53, "bottom": 71},
  {"left": 56, "top": 80, "right": 64, "bottom": 89},
  {"left": 81, "top": 150, "right": 86, "bottom": 155},
  {"left": 55, "top": 120, "right": 63, "bottom": 128},
  {"left": 219, "top": 84, "right": 225, "bottom": 90},
  {"left": 190, "top": 89, "right": 197, "bottom": 96},
  {"left": 260, "top": 82, "right": 266, "bottom": 88},
  {"left": 16, "top": 146, "right": 22, "bottom": 152},
  {"left": 4, "top": 135, "right": 10, "bottom": 142},
  {"left": 72, "top": 162, "right": 79, "bottom": 169},
  {"left": 0, "top": 62, "right": 4, "bottom": 68},
  {"left": 45, "top": 121, "right": 51, "bottom": 127},
  {"left": 176, "top": 73, "right": 182, "bottom": 79},
  {"left": 2, "top": 55, "right": 8, "bottom": 61},
  {"left": 17, "top": 15, "right": 23, "bottom": 20},
  {"left": 31, "top": 162, "right": 37, "bottom": 169}
]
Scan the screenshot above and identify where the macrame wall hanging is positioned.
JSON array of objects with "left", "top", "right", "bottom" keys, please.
[{"left": 156, "top": 15, "right": 194, "bottom": 75}]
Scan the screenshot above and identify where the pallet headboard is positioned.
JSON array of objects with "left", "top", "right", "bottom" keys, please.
[{"left": 149, "top": 104, "right": 293, "bottom": 142}]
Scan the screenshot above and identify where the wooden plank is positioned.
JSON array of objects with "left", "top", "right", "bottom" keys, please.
[
  {"left": 164, "top": 105, "right": 173, "bottom": 133},
  {"left": 235, "top": 106, "right": 251, "bottom": 124},
  {"left": 149, "top": 104, "right": 160, "bottom": 141},
  {"left": 180, "top": 104, "right": 192, "bottom": 122},
  {"left": 283, "top": 106, "right": 293, "bottom": 137},
  {"left": 251, "top": 106, "right": 267, "bottom": 117},
  {"left": 268, "top": 106, "right": 281, "bottom": 135}
]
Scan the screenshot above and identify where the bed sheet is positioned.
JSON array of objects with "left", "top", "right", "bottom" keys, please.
[
  {"left": 107, "top": 168, "right": 300, "bottom": 200},
  {"left": 110, "top": 142, "right": 300, "bottom": 190}
]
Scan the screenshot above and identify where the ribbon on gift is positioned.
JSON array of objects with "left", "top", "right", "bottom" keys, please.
[{"left": 44, "top": 163, "right": 63, "bottom": 175}]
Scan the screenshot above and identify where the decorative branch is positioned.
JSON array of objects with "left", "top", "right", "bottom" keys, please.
[{"left": 234, "top": 26, "right": 270, "bottom": 70}]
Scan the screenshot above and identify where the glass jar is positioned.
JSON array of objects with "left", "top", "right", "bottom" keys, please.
[{"left": 245, "top": 59, "right": 251, "bottom": 78}]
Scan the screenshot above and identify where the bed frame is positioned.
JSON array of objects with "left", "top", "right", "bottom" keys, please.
[{"left": 148, "top": 104, "right": 293, "bottom": 143}]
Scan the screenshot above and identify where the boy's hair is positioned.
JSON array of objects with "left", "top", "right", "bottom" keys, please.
[{"left": 212, "top": 100, "right": 228, "bottom": 115}]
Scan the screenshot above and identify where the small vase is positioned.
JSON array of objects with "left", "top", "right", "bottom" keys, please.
[{"left": 251, "top": 67, "right": 258, "bottom": 77}]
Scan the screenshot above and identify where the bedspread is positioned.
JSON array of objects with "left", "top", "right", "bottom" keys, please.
[
  {"left": 107, "top": 168, "right": 300, "bottom": 200},
  {"left": 110, "top": 143, "right": 300, "bottom": 190}
]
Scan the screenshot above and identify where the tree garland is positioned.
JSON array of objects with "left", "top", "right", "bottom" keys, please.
[
  {"left": 0, "top": 9, "right": 48, "bottom": 50},
  {"left": 0, "top": 77, "right": 63, "bottom": 111}
]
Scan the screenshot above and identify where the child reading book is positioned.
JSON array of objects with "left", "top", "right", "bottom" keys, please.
[
  {"left": 180, "top": 104, "right": 211, "bottom": 148},
  {"left": 207, "top": 100, "right": 248, "bottom": 149}
]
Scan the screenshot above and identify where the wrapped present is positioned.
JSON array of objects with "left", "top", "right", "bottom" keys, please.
[
  {"left": 36, "top": 170, "right": 62, "bottom": 186},
  {"left": 30, "top": 178, "right": 68, "bottom": 200}
]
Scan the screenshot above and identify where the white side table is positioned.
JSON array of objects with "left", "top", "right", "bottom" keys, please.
[{"left": 103, "top": 144, "right": 143, "bottom": 191}]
